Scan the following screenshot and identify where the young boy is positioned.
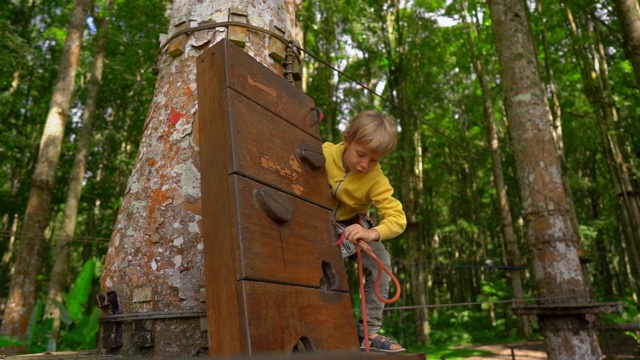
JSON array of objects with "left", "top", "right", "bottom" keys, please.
[{"left": 322, "top": 110, "right": 407, "bottom": 353}]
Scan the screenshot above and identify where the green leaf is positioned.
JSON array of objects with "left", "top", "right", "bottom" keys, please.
[
  {"left": 67, "top": 258, "right": 96, "bottom": 321},
  {"left": 81, "top": 308, "right": 101, "bottom": 348},
  {"left": 50, "top": 298, "right": 72, "bottom": 326},
  {"left": 0, "top": 336, "right": 26, "bottom": 348},
  {"left": 25, "top": 299, "right": 45, "bottom": 344}
]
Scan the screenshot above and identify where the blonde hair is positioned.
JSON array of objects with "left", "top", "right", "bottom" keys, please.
[{"left": 343, "top": 110, "right": 398, "bottom": 157}]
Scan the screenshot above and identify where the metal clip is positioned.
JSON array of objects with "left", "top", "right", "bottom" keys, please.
[{"left": 333, "top": 221, "right": 357, "bottom": 259}]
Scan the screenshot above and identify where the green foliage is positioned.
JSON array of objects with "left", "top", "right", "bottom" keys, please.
[
  {"left": 0, "top": 300, "right": 47, "bottom": 353},
  {"left": 0, "top": 20, "right": 32, "bottom": 94},
  {"left": 600, "top": 299, "right": 640, "bottom": 325},
  {"left": 65, "top": 257, "right": 95, "bottom": 323},
  {"left": 412, "top": 344, "right": 493, "bottom": 359},
  {"left": 0, "top": 259, "right": 100, "bottom": 352},
  {"left": 56, "top": 258, "right": 100, "bottom": 351}
]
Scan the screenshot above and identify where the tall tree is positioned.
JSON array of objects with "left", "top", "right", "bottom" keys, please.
[
  {"left": 534, "top": 0, "right": 592, "bottom": 298},
  {"left": 459, "top": 1, "right": 531, "bottom": 338},
  {"left": 98, "top": 0, "right": 298, "bottom": 356},
  {"left": 488, "top": 0, "right": 604, "bottom": 358},
  {"left": 0, "top": 0, "right": 92, "bottom": 352},
  {"left": 44, "top": 0, "right": 114, "bottom": 346},
  {"left": 615, "top": 0, "right": 640, "bottom": 88}
]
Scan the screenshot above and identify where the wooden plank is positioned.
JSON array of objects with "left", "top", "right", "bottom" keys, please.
[
  {"left": 198, "top": 39, "right": 321, "bottom": 140},
  {"left": 197, "top": 39, "right": 244, "bottom": 355},
  {"left": 4, "top": 351, "right": 98, "bottom": 359},
  {"left": 5, "top": 350, "right": 426, "bottom": 359},
  {"left": 232, "top": 175, "right": 348, "bottom": 291},
  {"left": 226, "top": 89, "right": 333, "bottom": 209},
  {"left": 239, "top": 280, "right": 359, "bottom": 354},
  {"left": 224, "top": 42, "right": 321, "bottom": 140}
]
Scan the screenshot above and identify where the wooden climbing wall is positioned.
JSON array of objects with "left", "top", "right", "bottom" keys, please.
[{"left": 196, "top": 39, "right": 359, "bottom": 356}]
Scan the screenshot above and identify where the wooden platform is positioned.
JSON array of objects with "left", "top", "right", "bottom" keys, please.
[{"left": 5, "top": 350, "right": 426, "bottom": 359}]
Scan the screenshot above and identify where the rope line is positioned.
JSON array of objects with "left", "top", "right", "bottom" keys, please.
[{"left": 382, "top": 294, "right": 579, "bottom": 311}]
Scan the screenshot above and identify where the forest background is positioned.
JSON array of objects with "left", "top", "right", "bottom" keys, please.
[{"left": 1, "top": 0, "right": 640, "bottom": 356}]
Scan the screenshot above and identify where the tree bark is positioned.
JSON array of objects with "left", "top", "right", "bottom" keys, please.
[
  {"left": 614, "top": 0, "right": 640, "bottom": 88},
  {"left": 536, "top": 0, "right": 592, "bottom": 296},
  {"left": 488, "top": 0, "right": 603, "bottom": 358},
  {"left": 44, "top": 0, "right": 113, "bottom": 346},
  {"left": 98, "top": 0, "right": 298, "bottom": 357},
  {"left": 0, "top": 0, "right": 91, "bottom": 353}
]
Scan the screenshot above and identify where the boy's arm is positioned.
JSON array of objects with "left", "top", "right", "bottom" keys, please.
[{"left": 370, "top": 177, "right": 407, "bottom": 241}]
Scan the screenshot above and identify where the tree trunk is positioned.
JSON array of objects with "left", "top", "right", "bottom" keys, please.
[
  {"left": 536, "top": 0, "right": 592, "bottom": 296},
  {"left": 44, "top": 0, "right": 113, "bottom": 346},
  {"left": 614, "top": 0, "right": 640, "bottom": 88},
  {"left": 459, "top": 3, "right": 531, "bottom": 338},
  {"left": 0, "top": 0, "right": 91, "bottom": 353},
  {"left": 98, "top": 1, "right": 297, "bottom": 357},
  {"left": 1, "top": 165, "right": 21, "bottom": 282},
  {"left": 488, "top": 0, "right": 603, "bottom": 358}
]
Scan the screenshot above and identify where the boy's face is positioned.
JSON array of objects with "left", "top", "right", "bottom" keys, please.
[{"left": 342, "top": 139, "right": 382, "bottom": 175}]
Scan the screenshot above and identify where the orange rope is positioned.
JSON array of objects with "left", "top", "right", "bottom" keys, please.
[{"left": 355, "top": 240, "right": 401, "bottom": 353}]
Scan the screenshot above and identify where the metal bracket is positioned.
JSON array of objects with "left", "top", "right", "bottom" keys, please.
[
  {"left": 133, "top": 320, "right": 154, "bottom": 348},
  {"left": 268, "top": 22, "right": 286, "bottom": 62},
  {"left": 512, "top": 301, "right": 623, "bottom": 331},
  {"left": 228, "top": 8, "right": 248, "bottom": 47},
  {"left": 97, "top": 291, "right": 123, "bottom": 349}
]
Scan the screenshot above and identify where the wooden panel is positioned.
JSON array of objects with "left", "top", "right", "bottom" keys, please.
[
  {"left": 231, "top": 175, "right": 348, "bottom": 291},
  {"left": 199, "top": 38, "right": 321, "bottom": 139},
  {"left": 226, "top": 89, "right": 332, "bottom": 209},
  {"left": 198, "top": 40, "right": 243, "bottom": 355},
  {"left": 239, "top": 281, "right": 359, "bottom": 354},
  {"left": 197, "top": 39, "right": 360, "bottom": 357}
]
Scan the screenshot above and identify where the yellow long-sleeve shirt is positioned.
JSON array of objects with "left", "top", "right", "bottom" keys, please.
[{"left": 322, "top": 142, "right": 407, "bottom": 241}]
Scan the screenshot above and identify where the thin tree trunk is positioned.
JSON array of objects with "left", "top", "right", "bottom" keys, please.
[
  {"left": 0, "top": 0, "right": 91, "bottom": 352},
  {"left": 459, "top": 3, "right": 531, "bottom": 338},
  {"left": 98, "top": 0, "right": 298, "bottom": 356},
  {"left": 44, "top": 0, "right": 113, "bottom": 346},
  {"left": 1, "top": 165, "right": 22, "bottom": 317},
  {"left": 1, "top": 165, "right": 21, "bottom": 274},
  {"left": 590, "top": 12, "right": 640, "bottom": 247},
  {"left": 374, "top": 0, "right": 428, "bottom": 345},
  {"left": 619, "top": 226, "right": 640, "bottom": 301},
  {"left": 488, "top": 0, "right": 603, "bottom": 358},
  {"left": 566, "top": 5, "right": 640, "bottom": 281},
  {"left": 583, "top": 154, "right": 617, "bottom": 298},
  {"left": 614, "top": 0, "right": 640, "bottom": 88}
]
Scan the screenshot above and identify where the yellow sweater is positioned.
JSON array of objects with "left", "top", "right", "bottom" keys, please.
[{"left": 322, "top": 142, "right": 407, "bottom": 241}]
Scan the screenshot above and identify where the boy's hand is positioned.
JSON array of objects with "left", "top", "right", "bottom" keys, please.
[{"left": 344, "top": 224, "right": 380, "bottom": 243}]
